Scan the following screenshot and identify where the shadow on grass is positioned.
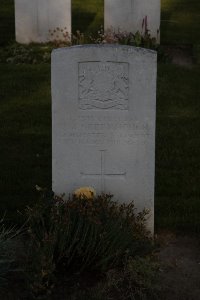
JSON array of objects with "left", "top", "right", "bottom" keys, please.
[
  {"left": 0, "top": 0, "right": 15, "bottom": 46},
  {"left": 155, "top": 63, "right": 200, "bottom": 232},
  {"left": 0, "top": 64, "right": 51, "bottom": 224},
  {"left": 72, "top": 0, "right": 104, "bottom": 34},
  {"left": 161, "top": 0, "right": 200, "bottom": 45},
  {"left": 73, "top": 11, "right": 97, "bottom": 33}
]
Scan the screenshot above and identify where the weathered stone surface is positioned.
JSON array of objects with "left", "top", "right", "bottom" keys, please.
[
  {"left": 15, "top": 0, "right": 71, "bottom": 43},
  {"left": 52, "top": 45, "right": 157, "bottom": 231},
  {"left": 104, "top": 0, "right": 160, "bottom": 41}
]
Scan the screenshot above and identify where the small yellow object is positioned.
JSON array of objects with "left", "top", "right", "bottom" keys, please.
[{"left": 74, "top": 186, "right": 96, "bottom": 199}]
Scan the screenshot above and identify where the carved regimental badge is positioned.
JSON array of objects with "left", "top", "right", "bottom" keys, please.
[{"left": 79, "top": 62, "right": 129, "bottom": 110}]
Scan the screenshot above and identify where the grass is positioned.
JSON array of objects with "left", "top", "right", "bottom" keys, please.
[
  {"left": 0, "top": 0, "right": 15, "bottom": 46},
  {"left": 161, "top": 0, "right": 200, "bottom": 45},
  {"left": 0, "top": 64, "right": 51, "bottom": 223},
  {"left": 0, "top": 0, "right": 200, "bottom": 232},
  {"left": 72, "top": 0, "right": 104, "bottom": 34},
  {"left": 155, "top": 64, "right": 200, "bottom": 232}
]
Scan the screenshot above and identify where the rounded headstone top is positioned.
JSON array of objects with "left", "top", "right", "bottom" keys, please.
[{"left": 52, "top": 44, "right": 157, "bottom": 57}]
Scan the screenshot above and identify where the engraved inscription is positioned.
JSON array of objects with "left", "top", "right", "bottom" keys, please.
[
  {"left": 79, "top": 62, "right": 129, "bottom": 110},
  {"left": 60, "top": 119, "right": 151, "bottom": 146},
  {"left": 80, "top": 150, "right": 126, "bottom": 192}
]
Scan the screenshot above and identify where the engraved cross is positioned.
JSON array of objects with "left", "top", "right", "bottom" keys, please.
[{"left": 80, "top": 150, "right": 126, "bottom": 192}]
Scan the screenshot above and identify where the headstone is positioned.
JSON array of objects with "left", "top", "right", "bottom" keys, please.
[
  {"left": 104, "top": 0, "right": 160, "bottom": 41},
  {"left": 15, "top": 0, "right": 71, "bottom": 44},
  {"left": 52, "top": 45, "right": 157, "bottom": 231}
]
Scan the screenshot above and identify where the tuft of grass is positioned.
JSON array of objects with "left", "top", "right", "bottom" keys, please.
[{"left": 0, "top": 219, "right": 22, "bottom": 287}]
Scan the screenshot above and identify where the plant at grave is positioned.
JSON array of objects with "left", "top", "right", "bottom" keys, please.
[
  {"left": 48, "top": 27, "right": 71, "bottom": 47},
  {"left": 101, "top": 256, "right": 160, "bottom": 300},
  {"left": 90, "top": 24, "right": 159, "bottom": 51},
  {"left": 69, "top": 256, "right": 160, "bottom": 300},
  {"left": 48, "top": 27, "right": 85, "bottom": 47},
  {"left": 71, "top": 30, "right": 86, "bottom": 45},
  {"left": 24, "top": 189, "right": 152, "bottom": 297},
  {"left": 0, "top": 218, "right": 22, "bottom": 288},
  {"left": 0, "top": 42, "right": 54, "bottom": 64}
]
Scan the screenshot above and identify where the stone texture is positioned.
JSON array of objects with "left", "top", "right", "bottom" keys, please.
[
  {"left": 104, "top": 0, "right": 160, "bottom": 41},
  {"left": 15, "top": 0, "right": 71, "bottom": 44},
  {"left": 52, "top": 45, "right": 157, "bottom": 231}
]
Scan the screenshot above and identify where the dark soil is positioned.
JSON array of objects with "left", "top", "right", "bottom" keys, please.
[
  {"left": 163, "top": 45, "right": 195, "bottom": 67},
  {"left": 156, "top": 232, "right": 200, "bottom": 300}
]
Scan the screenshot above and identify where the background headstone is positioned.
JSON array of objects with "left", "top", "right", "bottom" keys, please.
[
  {"left": 52, "top": 45, "right": 157, "bottom": 231},
  {"left": 104, "top": 0, "right": 160, "bottom": 41},
  {"left": 15, "top": 0, "right": 71, "bottom": 43}
]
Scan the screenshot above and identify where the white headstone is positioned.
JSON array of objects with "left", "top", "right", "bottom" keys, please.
[
  {"left": 52, "top": 45, "right": 157, "bottom": 231},
  {"left": 104, "top": 0, "right": 160, "bottom": 41},
  {"left": 15, "top": 0, "right": 71, "bottom": 44}
]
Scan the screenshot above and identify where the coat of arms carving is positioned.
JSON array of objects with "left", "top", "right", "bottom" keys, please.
[{"left": 78, "top": 62, "right": 129, "bottom": 110}]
